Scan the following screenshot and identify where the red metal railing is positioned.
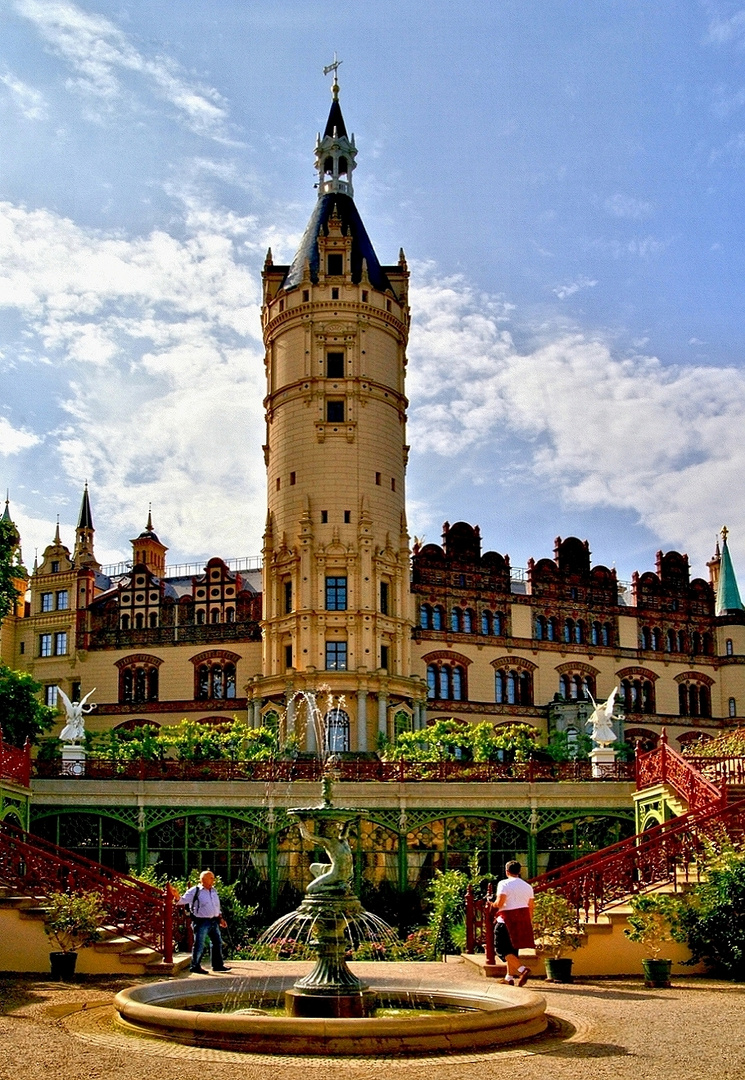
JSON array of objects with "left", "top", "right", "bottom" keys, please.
[
  {"left": 0, "top": 732, "right": 31, "bottom": 788},
  {"left": 0, "top": 822, "right": 184, "bottom": 962},
  {"left": 32, "top": 756, "right": 636, "bottom": 783},
  {"left": 465, "top": 797, "right": 745, "bottom": 951},
  {"left": 635, "top": 732, "right": 724, "bottom": 812},
  {"left": 686, "top": 756, "right": 745, "bottom": 790}
]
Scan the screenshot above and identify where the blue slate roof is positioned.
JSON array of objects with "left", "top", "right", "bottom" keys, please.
[{"left": 282, "top": 193, "right": 393, "bottom": 294}]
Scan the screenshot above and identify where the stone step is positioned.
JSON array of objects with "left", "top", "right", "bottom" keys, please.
[{"left": 117, "top": 946, "right": 164, "bottom": 966}]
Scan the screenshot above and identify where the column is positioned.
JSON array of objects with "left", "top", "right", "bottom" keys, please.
[
  {"left": 285, "top": 692, "right": 296, "bottom": 739},
  {"left": 252, "top": 698, "right": 262, "bottom": 728},
  {"left": 357, "top": 689, "right": 368, "bottom": 752},
  {"left": 378, "top": 692, "right": 388, "bottom": 741}
]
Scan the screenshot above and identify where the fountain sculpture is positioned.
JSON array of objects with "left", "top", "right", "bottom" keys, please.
[{"left": 114, "top": 692, "right": 548, "bottom": 1054}]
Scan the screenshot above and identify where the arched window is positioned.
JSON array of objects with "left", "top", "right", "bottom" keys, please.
[
  {"left": 726, "top": 638, "right": 734, "bottom": 657},
  {"left": 535, "top": 616, "right": 545, "bottom": 641},
  {"left": 450, "top": 608, "right": 461, "bottom": 633},
  {"left": 621, "top": 677, "right": 655, "bottom": 714},
  {"left": 493, "top": 612, "right": 503, "bottom": 635},
  {"left": 547, "top": 617, "right": 558, "bottom": 641},
  {"left": 692, "top": 631, "right": 701, "bottom": 654},
  {"left": 481, "top": 611, "right": 491, "bottom": 636},
  {"left": 432, "top": 606, "right": 444, "bottom": 631},
  {"left": 135, "top": 613, "right": 144, "bottom": 629},
  {"left": 563, "top": 618, "right": 574, "bottom": 644},
  {"left": 198, "top": 664, "right": 210, "bottom": 699},
  {"left": 427, "top": 665, "right": 437, "bottom": 699},
  {"left": 421, "top": 605, "right": 432, "bottom": 630},
  {"left": 678, "top": 679, "right": 711, "bottom": 718},
  {"left": 575, "top": 620, "right": 585, "bottom": 645},
  {"left": 666, "top": 629, "right": 675, "bottom": 653},
  {"left": 211, "top": 609, "right": 220, "bottom": 624},
  {"left": 729, "top": 697, "right": 737, "bottom": 718},
  {"left": 438, "top": 667, "right": 450, "bottom": 698},
  {"left": 196, "top": 609, "right": 205, "bottom": 625},
  {"left": 451, "top": 667, "right": 463, "bottom": 700},
  {"left": 677, "top": 630, "right": 685, "bottom": 652},
  {"left": 428, "top": 661, "right": 468, "bottom": 701},
  {"left": 226, "top": 607, "right": 235, "bottom": 623},
  {"left": 593, "top": 622, "right": 602, "bottom": 646},
  {"left": 495, "top": 667, "right": 532, "bottom": 706},
  {"left": 194, "top": 659, "right": 238, "bottom": 701},
  {"left": 463, "top": 609, "right": 474, "bottom": 633},
  {"left": 702, "top": 632, "right": 713, "bottom": 655},
  {"left": 119, "top": 661, "right": 159, "bottom": 704},
  {"left": 602, "top": 622, "right": 612, "bottom": 646},
  {"left": 149, "top": 612, "right": 158, "bottom": 628},
  {"left": 325, "top": 709, "right": 350, "bottom": 753},
  {"left": 121, "top": 614, "right": 130, "bottom": 630},
  {"left": 211, "top": 664, "right": 223, "bottom": 698},
  {"left": 652, "top": 628, "right": 662, "bottom": 651}
]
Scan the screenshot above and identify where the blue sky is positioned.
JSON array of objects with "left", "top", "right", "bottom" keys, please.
[{"left": 1, "top": 0, "right": 745, "bottom": 585}]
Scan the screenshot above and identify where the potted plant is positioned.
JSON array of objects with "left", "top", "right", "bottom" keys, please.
[
  {"left": 624, "top": 893, "right": 686, "bottom": 987},
  {"left": 43, "top": 891, "right": 107, "bottom": 980},
  {"left": 532, "top": 889, "right": 585, "bottom": 982}
]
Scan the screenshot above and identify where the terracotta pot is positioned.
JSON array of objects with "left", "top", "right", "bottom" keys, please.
[
  {"left": 49, "top": 951, "right": 78, "bottom": 981},
  {"left": 544, "top": 957, "right": 573, "bottom": 983},
  {"left": 641, "top": 958, "right": 672, "bottom": 988}
]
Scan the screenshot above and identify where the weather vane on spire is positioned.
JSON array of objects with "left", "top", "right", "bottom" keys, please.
[{"left": 323, "top": 53, "right": 342, "bottom": 98}]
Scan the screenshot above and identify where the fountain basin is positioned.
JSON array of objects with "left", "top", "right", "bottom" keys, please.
[{"left": 114, "top": 971, "right": 547, "bottom": 1055}]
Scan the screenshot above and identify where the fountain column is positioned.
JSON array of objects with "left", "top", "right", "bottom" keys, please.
[
  {"left": 285, "top": 692, "right": 296, "bottom": 739},
  {"left": 377, "top": 692, "right": 388, "bottom": 740},
  {"left": 356, "top": 689, "right": 368, "bottom": 752}
]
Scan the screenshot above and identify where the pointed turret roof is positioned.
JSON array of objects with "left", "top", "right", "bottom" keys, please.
[
  {"left": 324, "top": 97, "right": 347, "bottom": 138},
  {"left": 77, "top": 482, "right": 93, "bottom": 529},
  {"left": 716, "top": 527, "right": 744, "bottom": 615}
]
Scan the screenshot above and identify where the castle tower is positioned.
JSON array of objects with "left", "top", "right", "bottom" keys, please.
[
  {"left": 72, "top": 483, "right": 100, "bottom": 571},
  {"left": 0, "top": 495, "right": 27, "bottom": 621},
  {"left": 254, "top": 73, "right": 426, "bottom": 750},
  {"left": 131, "top": 509, "right": 167, "bottom": 578}
]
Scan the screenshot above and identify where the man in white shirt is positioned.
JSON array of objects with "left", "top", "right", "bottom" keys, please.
[
  {"left": 174, "top": 869, "right": 231, "bottom": 974},
  {"left": 491, "top": 860, "right": 535, "bottom": 986}
]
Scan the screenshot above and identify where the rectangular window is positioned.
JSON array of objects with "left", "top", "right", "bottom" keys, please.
[
  {"left": 285, "top": 644, "right": 293, "bottom": 670},
  {"left": 391, "top": 477, "right": 396, "bottom": 491},
  {"left": 71, "top": 681, "right": 81, "bottom": 702},
  {"left": 375, "top": 472, "right": 381, "bottom": 485},
  {"left": 321, "top": 510, "right": 328, "bottom": 523},
  {"left": 362, "top": 290, "right": 368, "bottom": 303},
  {"left": 325, "top": 641, "right": 347, "bottom": 670},
  {"left": 19, "top": 641, "right": 24, "bottom": 655},
  {"left": 326, "top": 576, "right": 347, "bottom": 610},
  {"left": 326, "top": 351, "right": 344, "bottom": 377},
  {"left": 54, "top": 632, "right": 67, "bottom": 656},
  {"left": 327, "top": 254, "right": 343, "bottom": 275},
  {"left": 331, "top": 287, "right": 339, "bottom": 299},
  {"left": 284, "top": 580, "right": 293, "bottom": 614},
  {"left": 50, "top": 560, "right": 60, "bottom": 573},
  {"left": 40, "top": 634, "right": 52, "bottom": 657},
  {"left": 44, "top": 685, "right": 58, "bottom": 707},
  {"left": 302, "top": 289, "right": 309, "bottom": 303},
  {"left": 327, "top": 400, "right": 345, "bottom": 423},
  {"left": 276, "top": 477, "right": 281, "bottom": 491},
  {"left": 41, "top": 592, "right": 53, "bottom": 612},
  {"left": 56, "top": 590, "right": 69, "bottom": 610},
  {"left": 380, "top": 582, "right": 389, "bottom": 615},
  {"left": 344, "top": 510, "right": 351, "bottom": 523},
  {"left": 380, "top": 645, "right": 389, "bottom": 670},
  {"left": 290, "top": 471, "right": 296, "bottom": 485}
]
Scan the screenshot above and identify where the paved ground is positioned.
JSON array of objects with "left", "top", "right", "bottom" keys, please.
[{"left": 1, "top": 960, "right": 744, "bottom": 1080}]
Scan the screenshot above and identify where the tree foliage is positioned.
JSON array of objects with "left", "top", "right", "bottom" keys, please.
[
  {"left": 0, "top": 663, "right": 56, "bottom": 747},
  {"left": 681, "top": 843, "right": 745, "bottom": 979},
  {"left": 0, "top": 517, "right": 25, "bottom": 626},
  {"left": 380, "top": 721, "right": 540, "bottom": 764}
]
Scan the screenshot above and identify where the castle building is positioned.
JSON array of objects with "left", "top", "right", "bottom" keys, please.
[{"left": 1, "top": 82, "right": 744, "bottom": 894}]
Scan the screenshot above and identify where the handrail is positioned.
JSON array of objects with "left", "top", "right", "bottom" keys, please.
[
  {"left": 635, "top": 731, "right": 724, "bottom": 811},
  {"left": 0, "top": 822, "right": 183, "bottom": 963},
  {"left": 0, "top": 731, "right": 31, "bottom": 788},
  {"left": 32, "top": 756, "right": 636, "bottom": 784}
]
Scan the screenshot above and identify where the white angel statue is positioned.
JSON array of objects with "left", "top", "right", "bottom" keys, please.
[
  {"left": 586, "top": 686, "right": 620, "bottom": 747},
  {"left": 58, "top": 688, "right": 97, "bottom": 744}
]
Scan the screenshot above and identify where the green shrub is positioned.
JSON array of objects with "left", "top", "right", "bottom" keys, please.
[
  {"left": 533, "top": 889, "right": 585, "bottom": 958},
  {"left": 624, "top": 893, "right": 686, "bottom": 959},
  {"left": 681, "top": 844, "right": 745, "bottom": 979},
  {"left": 43, "top": 891, "right": 108, "bottom": 953}
]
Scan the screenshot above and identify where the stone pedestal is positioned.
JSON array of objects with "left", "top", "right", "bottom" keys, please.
[
  {"left": 61, "top": 745, "right": 86, "bottom": 777},
  {"left": 589, "top": 746, "right": 617, "bottom": 779}
]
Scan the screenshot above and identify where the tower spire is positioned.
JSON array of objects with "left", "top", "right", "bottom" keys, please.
[
  {"left": 73, "top": 482, "right": 100, "bottom": 570},
  {"left": 315, "top": 58, "right": 356, "bottom": 198},
  {"left": 716, "top": 526, "right": 744, "bottom": 615}
]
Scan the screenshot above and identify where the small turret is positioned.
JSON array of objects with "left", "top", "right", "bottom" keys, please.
[
  {"left": 716, "top": 526, "right": 744, "bottom": 616},
  {"left": 73, "top": 483, "right": 100, "bottom": 570},
  {"left": 131, "top": 507, "right": 167, "bottom": 577}
]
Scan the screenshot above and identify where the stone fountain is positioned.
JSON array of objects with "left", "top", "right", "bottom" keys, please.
[{"left": 113, "top": 695, "right": 548, "bottom": 1054}]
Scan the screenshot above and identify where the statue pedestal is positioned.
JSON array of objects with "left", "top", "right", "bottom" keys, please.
[
  {"left": 589, "top": 746, "right": 617, "bottom": 779},
  {"left": 61, "top": 745, "right": 86, "bottom": 777}
]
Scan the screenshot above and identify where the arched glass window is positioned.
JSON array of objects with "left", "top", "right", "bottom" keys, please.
[
  {"left": 652, "top": 628, "right": 662, "bottom": 651},
  {"left": 463, "top": 609, "right": 474, "bottom": 634},
  {"left": 212, "top": 664, "right": 224, "bottom": 699},
  {"left": 560, "top": 674, "right": 570, "bottom": 699},
  {"left": 196, "top": 609, "right": 205, "bottom": 625},
  {"left": 678, "top": 683, "right": 688, "bottom": 715},
  {"left": 452, "top": 667, "right": 463, "bottom": 701},
  {"left": 211, "top": 609, "right": 220, "bottom": 624},
  {"left": 225, "top": 664, "right": 236, "bottom": 699},
  {"left": 494, "top": 612, "right": 503, "bottom": 635},
  {"left": 325, "top": 709, "right": 350, "bottom": 753},
  {"left": 535, "top": 616, "right": 545, "bottom": 641},
  {"left": 427, "top": 665, "right": 437, "bottom": 699},
  {"left": 666, "top": 630, "right": 674, "bottom": 653},
  {"left": 602, "top": 623, "right": 611, "bottom": 646},
  {"left": 727, "top": 638, "right": 734, "bottom": 656},
  {"left": 135, "top": 613, "right": 144, "bottom": 629},
  {"left": 148, "top": 667, "right": 158, "bottom": 701},
  {"left": 198, "top": 665, "right": 210, "bottom": 700},
  {"left": 564, "top": 619, "right": 574, "bottom": 644},
  {"left": 481, "top": 611, "right": 491, "bottom": 636},
  {"left": 432, "top": 606, "right": 444, "bottom": 631},
  {"left": 122, "top": 668, "right": 133, "bottom": 703},
  {"left": 439, "top": 667, "right": 450, "bottom": 699},
  {"left": 592, "top": 622, "right": 601, "bottom": 646},
  {"left": 450, "top": 609, "right": 461, "bottom": 633},
  {"left": 548, "top": 618, "right": 558, "bottom": 641},
  {"left": 520, "top": 671, "right": 533, "bottom": 705},
  {"left": 692, "top": 631, "right": 701, "bottom": 654},
  {"left": 149, "top": 612, "right": 158, "bottom": 628},
  {"left": 729, "top": 697, "right": 737, "bottom": 718},
  {"left": 702, "top": 633, "right": 713, "bottom": 655},
  {"left": 677, "top": 630, "right": 685, "bottom": 652},
  {"left": 575, "top": 620, "right": 585, "bottom": 644},
  {"left": 134, "top": 667, "right": 147, "bottom": 702},
  {"left": 495, "top": 670, "right": 505, "bottom": 703},
  {"left": 226, "top": 607, "right": 235, "bottom": 623},
  {"left": 506, "top": 671, "right": 517, "bottom": 705},
  {"left": 121, "top": 614, "right": 130, "bottom": 630},
  {"left": 421, "top": 605, "right": 432, "bottom": 630}
]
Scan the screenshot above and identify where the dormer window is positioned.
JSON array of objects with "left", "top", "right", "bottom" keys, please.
[{"left": 327, "top": 254, "right": 343, "bottom": 275}]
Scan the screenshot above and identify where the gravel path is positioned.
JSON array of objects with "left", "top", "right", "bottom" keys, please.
[{"left": 1, "top": 962, "right": 743, "bottom": 1080}]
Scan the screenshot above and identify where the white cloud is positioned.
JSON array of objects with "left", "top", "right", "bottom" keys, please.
[
  {"left": 604, "top": 193, "right": 653, "bottom": 220},
  {"left": 407, "top": 269, "right": 745, "bottom": 569},
  {"left": 553, "top": 276, "right": 598, "bottom": 300},
  {"left": 705, "top": 6, "right": 745, "bottom": 46},
  {"left": 14, "top": 0, "right": 230, "bottom": 138},
  {"left": 0, "top": 71, "right": 48, "bottom": 119},
  {"left": 0, "top": 417, "right": 40, "bottom": 455},
  {"left": 0, "top": 192, "right": 299, "bottom": 558}
]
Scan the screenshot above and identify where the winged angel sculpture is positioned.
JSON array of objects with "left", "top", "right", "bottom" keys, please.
[
  {"left": 58, "top": 688, "right": 97, "bottom": 744},
  {"left": 586, "top": 686, "right": 621, "bottom": 747}
]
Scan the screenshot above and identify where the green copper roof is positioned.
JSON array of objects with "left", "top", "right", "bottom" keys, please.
[{"left": 717, "top": 533, "right": 744, "bottom": 615}]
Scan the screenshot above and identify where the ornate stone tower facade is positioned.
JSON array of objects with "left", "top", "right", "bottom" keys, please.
[{"left": 252, "top": 78, "right": 427, "bottom": 751}]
